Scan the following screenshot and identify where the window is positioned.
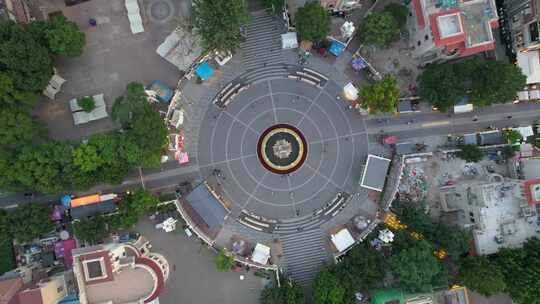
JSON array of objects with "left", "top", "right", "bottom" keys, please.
[
  {"left": 425, "top": 34, "right": 429, "bottom": 40},
  {"left": 57, "top": 286, "right": 64, "bottom": 293},
  {"left": 417, "top": 40, "right": 421, "bottom": 46}
]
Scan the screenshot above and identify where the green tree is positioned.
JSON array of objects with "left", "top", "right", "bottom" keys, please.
[
  {"left": 0, "top": 72, "right": 38, "bottom": 109},
  {"left": 261, "top": 279, "right": 305, "bottom": 304},
  {"left": 73, "top": 216, "right": 109, "bottom": 244},
  {"left": 112, "top": 82, "right": 148, "bottom": 125},
  {"left": 456, "top": 144, "right": 484, "bottom": 162},
  {"left": 45, "top": 16, "right": 86, "bottom": 57},
  {"left": 215, "top": 249, "right": 235, "bottom": 272},
  {"left": 468, "top": 59, "right": 526, "bottom": 106},
  {"left": 0, "top": 21, "right": 53, "bottom": 92},
  {"left": 262, "top": 0, "right": 284, "bottom": 13},
  {"left": 8, "top": 204, "right": 54, "bottom": 243},
  {"left": 458, "top": 256, "right": 506, "bottom": 296},
  {"left": 113, "top": 189, "right": 159, "bottom": 229},
  {"left": 72, "top": 143, "right": 103, "bottom": 173},
  {"left": 384, "top": 3, "right": 408, "bottom": 28},
  {"left": 335, "top": 242, "right": 385, "bottom": 291},
  {"left": 295, "top": 2, "right": 330, "bottom": 42},
  {"left": 0, "top": 107, "right": 42, "bottom": 150},
  {"left": 12, "top": 144, "right": 68, "bottom": 193},
  {"left": 502, "top": 145, "right": 518, "bottom": 159},
  {"left": 503, "top": 129, "right": 522, "bottom": 144},
  {"left": 418, "top": 63, "right": 465, "bottom": 112},
  {"left": 77, "top": 96, "right": 95, "bottom": 112},
  {"left": 112, "top": 83, "right": 168, "bottom": 168},
  {"left": 495, "top": 237, "right": 540, "bottom": 304},
  {"left": 389, "top": 240, "right": 443, "bottom": 292},
  {"left": 192, "top": 0, "right": 249, "bottom": 52},
  {"left": 313, "top": 267, "right": 345, "bottom": 304},
  {"left": 392, "top": 201, "right": 470, "bottom": 260},
  {"left": 359, "top": 75, "right": 400, "bottom": 114},
  {"left": 360, "top": 12, "right": 400, "bottom": 47}
]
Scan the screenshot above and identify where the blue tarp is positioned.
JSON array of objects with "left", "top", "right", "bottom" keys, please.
[
  {"left": 61, "top": 195, "right": 71, "bottom": 208},
  {"left": 329, "top": 40, "right": 346, "bottom": 56},
  {"left": 149, "top": 80, "right": 173, "bottom": 103},
  {"left": 195, "top": 61, "right": 213, "bottom": 81}
]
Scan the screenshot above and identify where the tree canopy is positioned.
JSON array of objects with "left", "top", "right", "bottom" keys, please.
[
  {"left": 389, "top": 240, "right": 444, "bottom": 292},
  {"left": 503, "top": 129, "right": 522, "bottom": 144},
  {"left": 495, "top": 237, "right": 540, "bottom": 304},
  {"left": 458, "top": 256, "right": 506, "bottom": 296},
  {"left": 260, "top": 279, "right": 304, "bottom": 304},
  {"left": 418, "top": 63, "right": 465, "bottom": 112},
  {"left": 0, "top": 21, "right": 53, "bottom": 93},
  {"left": 262, "top": 0, "right": 285, "bottom": 14},
  {"left": 8, "top": 204, "right": 54, "bottom": 243},
  {"left": 45, "top": 16, "right": 86, "bottom": 57},
  {"left": 360, "top": 12, "right": 400, "bottom": 47},
  {"left": 295, "top": 2, "right": 331, "bottom": 42},
  {"left": 313, "top": 267, "right": 345, "bottom": 304},
  {"left": 418, "top": 58, "right": 526, "bottom": 110},
  {"left": 457, "top": 144, "right": 484, "bottom": 163},
  {"left": 215, "top": 249, "right": 235, "bottom": 272},
  {"left": 192, "top": 0, "right": 249, "bottom": 52},
  {"left": 74, "top": 216, "right": 108, "bottom": 244},
  {"left": 359, "top": 75, "right": 400, "bottom": 114},
  {"left": 383, "top": 4, "right": 409, "bottom": 28}
]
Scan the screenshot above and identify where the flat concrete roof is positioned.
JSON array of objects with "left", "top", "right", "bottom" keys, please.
[
  {"left": 361, "top": 155, "right": 391, "bottom": 191},
  {"left": 85, "top": 265, "right": 155, "bottom": 304}
]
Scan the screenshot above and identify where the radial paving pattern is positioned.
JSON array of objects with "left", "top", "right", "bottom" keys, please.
[{"left": 197, "top": 70, "right": 369, "bottom": 220}]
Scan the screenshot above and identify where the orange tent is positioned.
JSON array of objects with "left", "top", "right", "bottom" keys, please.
[{"left": 70, "top": 194, "right": 101, "bottom": 208}]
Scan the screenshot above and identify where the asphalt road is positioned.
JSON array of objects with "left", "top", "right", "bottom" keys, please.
[{"left": 2, "top": 102, "right": 539, "bottom": 209}]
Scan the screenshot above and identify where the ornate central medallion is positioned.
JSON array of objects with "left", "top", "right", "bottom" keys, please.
[{"left": 257, "top": 124, "right": 307, "bottom": 174}]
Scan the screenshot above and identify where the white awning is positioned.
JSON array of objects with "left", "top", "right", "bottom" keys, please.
[
  {"left": 251, "top": 243, "right": 271, "bottom": 265},
  {"left": 453, "top": 103, "right": 473, "bottom": 113},
  {"left": 518, "top": 91, "right": 530, "bottom": 100},
  {"left": 517, "top": 51, "right": 540, "bottom": 84},
  {"left": 512, "top": 126, "right": 534, "bottom": 139},
  {"left": 281, "top": 32, "right": 298, "bottom": 49},
  {"left": 530, "top": 90, "right": 540, "bottom": 99},
  {"left": 331, "top": 228, "right": 355, "bottom": 252},
  {"left": 343, "top": 82, "right": 359, "bottom": 100}
]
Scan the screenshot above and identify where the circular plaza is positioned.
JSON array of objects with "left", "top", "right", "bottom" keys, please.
[{"left": 196, "top": 65, "right": 370, "bottom": 221}]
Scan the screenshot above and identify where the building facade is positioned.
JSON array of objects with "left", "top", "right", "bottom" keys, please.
[
  {"left": 72, "top": 238, "right": 169, "bottom": 304},
  {"left": 408, "top": 0, "right": 499, "bottom": 64}
]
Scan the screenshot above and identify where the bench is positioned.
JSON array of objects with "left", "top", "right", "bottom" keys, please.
[
  {"left": 303, "top": 68, "right": 328, "bottom": 81},
  {"left": 237, "top": 219, "right": 263, "bottom": 231},
  {"left": 243, "top": 216, "right": 270, "bottom": 228},
  {"left": 295, "top": 71, "right": 321, "bottom": 84}
]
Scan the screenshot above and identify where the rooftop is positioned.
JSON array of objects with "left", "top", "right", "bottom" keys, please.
[
  {"left": 184, "top": 181, "right": 229, "bottom": 230},
  {"left": 437, "top": 13, "right": 463, "bottom": 38},
  {"left": 72, "top": 243, "right": 166, "bottom": 304},
  {"left": 361, "top": 155, "right": 391, "bottom": 192},
  {"left": 84, "top": 261, "right": 155, "bottom": 304}
]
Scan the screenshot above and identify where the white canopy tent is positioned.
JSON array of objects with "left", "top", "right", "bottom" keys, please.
[
  {"left": 251, "top": 243, "right": 271, "bottom": 265},
  {"left": 125, "top": 0, "right": 144, "bottom": 34},
  {"left": 331, "top": 228, "right": 355, "bottom": 252},
  {"left": 517, "top": 50, "right": 540, "bottom": 84},
  {"left": 281, "top": 32, "right": 298, "bottom": 49},
  {"left": 343, "top": 82, "right": 359, "bottom": 101}
]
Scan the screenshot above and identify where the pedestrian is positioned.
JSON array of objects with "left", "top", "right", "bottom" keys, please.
[
  {"left": 473, "top": 115, "right": 478, "bottom": 122},
  {"left": 507, "top": 115, "right": 513, "bottom": 119}
]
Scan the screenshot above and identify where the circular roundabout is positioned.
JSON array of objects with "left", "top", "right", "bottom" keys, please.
[{"left": 197, "top": 65, "right": 369, "bottom": 221}]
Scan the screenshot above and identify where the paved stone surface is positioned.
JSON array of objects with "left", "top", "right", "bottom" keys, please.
[
  {"left": 33, "top": 0, "right": 186, "bottom": 140},
  {"left": 197, "top": 72, "right": 369, "bottom": 220},
  {"left": 135, "top": 217, "right": 266, "bottom": 304}
]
